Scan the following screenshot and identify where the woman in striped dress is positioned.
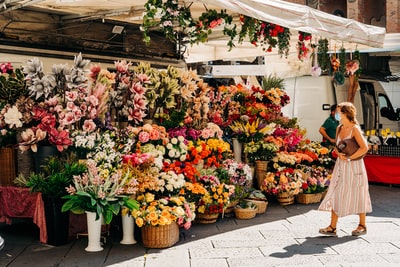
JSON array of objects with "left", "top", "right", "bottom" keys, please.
[{"left": 318, "top": 102, "right": 372, "bottom": 236}]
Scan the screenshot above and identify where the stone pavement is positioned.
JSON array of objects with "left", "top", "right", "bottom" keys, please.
[{"left": 1, "top": 183, "right": 400, "bottom": 267}]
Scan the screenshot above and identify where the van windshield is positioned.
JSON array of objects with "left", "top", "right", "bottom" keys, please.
[{"left": 379, "top": 93, "right": 398, "bottom": 121}]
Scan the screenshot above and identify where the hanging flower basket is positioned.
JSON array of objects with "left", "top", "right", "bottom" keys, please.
[{"left": 141, "top": 222, "right": 179, "bottom": 249}]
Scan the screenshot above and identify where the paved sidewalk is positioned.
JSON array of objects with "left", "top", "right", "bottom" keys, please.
[{"left": 1, "top": 183, "right": 400, "bottom": 267}]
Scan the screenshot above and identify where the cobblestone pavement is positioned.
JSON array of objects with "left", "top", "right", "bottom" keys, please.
[{"left": 1, "top": 184, "right": 400, "bottom": 267}]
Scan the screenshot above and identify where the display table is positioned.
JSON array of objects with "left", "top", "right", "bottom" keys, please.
[
  {"left": 0, "top": 186, "right": 47, "bottom": 243},
  {"left": 364, "top": 154, "right": 400, "bottom": 185}
]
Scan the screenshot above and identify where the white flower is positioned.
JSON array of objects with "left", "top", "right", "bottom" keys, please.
[
  {"left": 179, "top": 155, "right": 186, "bottom": 161},
  {"left": 177, "top": 136, "right": 184, "bottom": 142},
  {"left": 166, "top": 143, "right": 173, "bottom": 149},
  {"left": 4, "top": 106, "right": 23, "bottom": 128},
  {"left": 171, "top": 137, "right": 178, "bottom": 145}
]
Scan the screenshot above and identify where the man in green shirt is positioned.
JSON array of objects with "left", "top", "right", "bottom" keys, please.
[{"left": 319, "top": 104, "right": 339, "bottom": 147}]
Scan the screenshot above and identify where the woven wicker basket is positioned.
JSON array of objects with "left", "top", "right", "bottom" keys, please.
[
  {"left": 246, "top": 198, "right": 268, "bottom": 214},
  {"left": 0, "top": 148, "right": 16, "bottom": 186},
  {"left": 195, "top": 213, "right": 219, "bottom": 224},
  {"left": 277, "top": 192, "right": 295, "bottom": 206},
  {"left": 141, "top": 222, "right": 179, "bottom": 248},
  {"left": 234, "top": 207, "right": 257, "bottom": 220},
  {"left": 296, "top": 193, "right": 322, "bottom": 204}
]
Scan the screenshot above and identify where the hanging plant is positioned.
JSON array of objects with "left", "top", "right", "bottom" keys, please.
[
  {"left": 277, "top": 27, "right": 291, "bottom": 58},
  {"left": 187, "top": 9, "right": 237, "bottom": 50},
  {"left": 238, "top": 15, "right": 290, "bottom": 56},
  {"left": 339, "top": 46, "right": 346, "bottom": 73},
  {"left": 297, "top": 31, "right": 312, "bottom": 61},
  {"left": 141, "top": 0, "right": 195, "bottom": 45},
  {"left": 317, "top": 38, "right": 330, "bottom": 72}
]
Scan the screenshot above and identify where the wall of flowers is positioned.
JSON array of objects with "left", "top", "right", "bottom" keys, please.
[{"left": 0, "top": 55, "right": 335, "bottom": 248}]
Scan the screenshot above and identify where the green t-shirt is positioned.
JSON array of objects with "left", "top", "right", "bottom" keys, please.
[{"left": 321, "top": 116, "right": 339, "bottom": 146}]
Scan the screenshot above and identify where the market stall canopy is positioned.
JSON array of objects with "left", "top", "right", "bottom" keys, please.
[{"left": 0, "top": 0, "right": 390, "bottom": 64}]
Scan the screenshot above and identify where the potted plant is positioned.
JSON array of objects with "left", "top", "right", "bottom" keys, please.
[
  {"left": 233, "top": 200, "right": 257, "bottom": 220},
  {"left": 296, "top": 165, "right": 331, "bottom": 204},
  {"left": 61, "top": 159, "right": 138, "bottom": 251},
  {"left": 131, "top": 193, "right": 196, "bottom": 248},
  {"left": 195, "top": 174, "right": 232, "bottom": 223},
  {"left": 25, "top": 155, "right": 87, "bottom": 245},
  {"left": 260, "top": 167, "right": 303, "bottom": 206}
]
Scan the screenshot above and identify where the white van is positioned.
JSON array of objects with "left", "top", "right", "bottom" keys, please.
[{"left": 282, "top": 75, "right": 400, "bottom": 142}]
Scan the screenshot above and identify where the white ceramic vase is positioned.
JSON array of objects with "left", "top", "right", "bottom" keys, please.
[
  {"left": 120, "top": 213, "right": 137, "bottom": 245},
  {"left": 85, "top": 211, "right": 103, "bottom": 252}
]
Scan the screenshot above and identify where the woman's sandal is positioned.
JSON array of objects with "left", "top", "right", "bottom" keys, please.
[
  {"left": 319, "top": 225, "right": 337, "bottom": 236},
  {"left": 352, "top": 224, "right": 367, "bottom": 236}
]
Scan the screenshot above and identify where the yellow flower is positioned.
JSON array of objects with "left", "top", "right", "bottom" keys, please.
[
  {"left": 121, "top": 207, "right": 129, "bottom": 216},
  {"left": 197, "top": 205, "right": 205, "bottom": 213},
  {"left": 150, "top": 219, "right": 158, "bottom": 226},
  {"left": 148, "top": 211, "right": 158, "bottom": 221},
  {"left": 135, "top": 217, "right": 144, "bottom": 227},
  {"left": 158, "top": 215, "right": 170, "bottom": 225},
  {"left": 145, "top": 192, "right": 155, "bottom": 202},
  {"left": 279, "top": 174, "right": 288, "bottom": 185}
]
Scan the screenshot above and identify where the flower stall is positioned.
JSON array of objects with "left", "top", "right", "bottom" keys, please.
[{"left": 0, "top": 54, "right": 336, "bottom": 250}]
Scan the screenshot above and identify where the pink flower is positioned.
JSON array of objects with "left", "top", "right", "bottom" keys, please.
[
  {"left": 114, "top": 60, "right": 131, "bottom": 74},
  {"left": 183, "top": 221, "right": 192, "bottom": 230},
  {"left": 133, "top": 94, "right": 147, "bottom": 110},
  {"left": 63, "top": 112, "right": 76, "bottom": 125},
  {"left": 127, "top": 108, "right": 146, "bottom": 123},
  {"left": 131, "top": 82, "right": 146, "bottom": 95},
  {"left": 65, "top": 91, "right": 78, "bottom": 102},
  {"left": 82, "top": 119, "right": 96, "bottom": 132},
  {"left": 138, "top": 131, "right": 150, "bottom": 143},
  {"left": 47, "top": 128, "right": 72, "bottom": 152},
  {"left": 136, "top": 73, "right": 150, "bottom": 84},
  {"left": 87, "top": 95, "right": 99, "bottom": 107},
  {"left": 19, "top": 128, "right": 47, "bottom": 152},
  {"left": 66, "top": 101, "right": 76, "bottom": 111},
  {"left": 46, "top": 96, "right": 59, "bottom": 106},
  {"left": 89, "top": 64, "right": 101, "bottom": 80}
]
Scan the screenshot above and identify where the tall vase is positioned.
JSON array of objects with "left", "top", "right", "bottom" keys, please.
[
  {"left": 16, "top": 128, "right": 34, "bottom": 178},
  {"left": 232, "top": 138, "right": 242, "bottom": 163},
  {"left": 85, "top": 211, "right": 103, "bottom": 252},
  {"left": 255, "top": 160, "right": 269, "bottom": 189},
  {"left": 42, "top": 195, "right": 70, "bottom": 246},
  {"left": 0, "top": 147, "right": 16, "bottom": 186},
  {"left": 120, "top": 213, "right": 137, "bottom": 245}
]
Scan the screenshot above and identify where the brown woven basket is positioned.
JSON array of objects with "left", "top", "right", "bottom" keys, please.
[
  {"left": 296, "top": 193, "right": 322, "bottom": 204},
  {"left": 195, "top": 213, "right": 219, "bottom": 224},
  {"left": 0, "top": 148, "right": 16, "bottom": 186},
  {"left": 277, "top": 192, "right": 295, "bottom": 206},
  {"left": 234, "top": 207, "right": 257, "bottom": 220},
  {"left": 141, "top": 222, "right": 179, "bottom": 248},
  {"left": 246, "top": 199, "right": 268, "bottom": 214}
]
